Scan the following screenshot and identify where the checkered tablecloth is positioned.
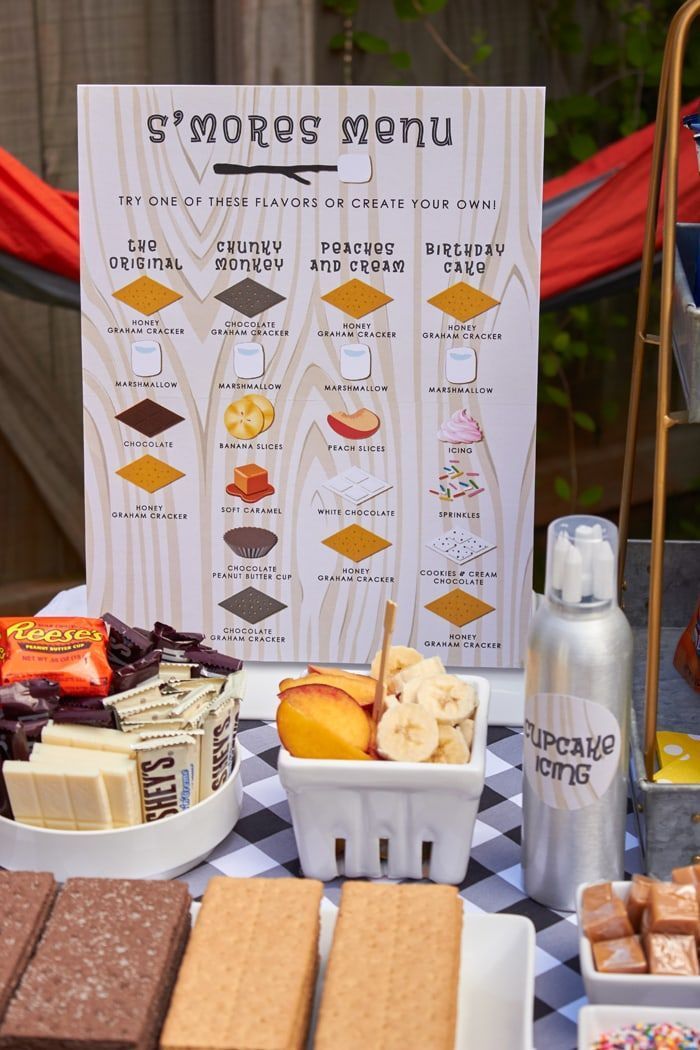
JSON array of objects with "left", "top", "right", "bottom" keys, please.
[{"left": 179, "top": 721, "right": 643, "bottom": 1050}]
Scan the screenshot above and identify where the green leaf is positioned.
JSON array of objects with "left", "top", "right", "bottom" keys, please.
[
  {"left": 391, "top": 50, "right": 411, "bottom": 69},
  {"left": 569, "top": 340, "right": 588, "bottom": 359},
  {"left": 328, "top": 32, "right": 345, "bottom": 50},
  {"left": 561, "top": 94, "right": 598, "bottom": 119},
  {"left": 569, "top": 304, "right": 590, "bottom": 325},
  {"left": 473, "top": 43, "right": 493, "bottom": 64},
  {"left": 540, "top": 352, "right": 560, "bottom": 377},
  {"left": 552, "top": 330, "right": 570, "bottom": 351},
  {"left": 415, "top": 0, "right": 449, "bottom": 11},
  {"left": 324, "top": 0, "right": 358, "bottom": 12},
  {"left": 568, "top": 132, "right": 597, "bottom": 162},
  {"left": 601, "top": 400, "right": 619, "bottom": 424},
  {"left": 393, "top": 0, "right": 420, "bottom": 16},
  {"left": 626, "top": 32, "right": 652, "bottom": 69},
  {"left": 545, "top": 384, "right": 570, "bottom": 408},
  {"left": 353, "top": 31, "right": 391, "bottom": 53},
  {"left": 590, "top": 42, "right": 618, "bottom": 66},
  {"left": 544, "top": 115, "right": 558, "bottom": 138},
  {"left": 554, "top": 476, "right": 572, "bottom": 501},
  {"left": 579, "top": 485, "right": 603, "bottom": 507},
  {"left": 573, "top": 411, "right": 596, "bottom": 432}
]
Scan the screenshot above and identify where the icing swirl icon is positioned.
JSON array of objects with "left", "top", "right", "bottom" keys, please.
[{"left": 437, "top": 410, "right": 484, "bottom": 444}]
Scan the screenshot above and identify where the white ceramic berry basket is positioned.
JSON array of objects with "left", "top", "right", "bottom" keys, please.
[
  {"left": 0, "top": 747, "right": 243, "bottom": 881},
  {"left": 277, "top": 675, "right": 490, "bottom": 884}
]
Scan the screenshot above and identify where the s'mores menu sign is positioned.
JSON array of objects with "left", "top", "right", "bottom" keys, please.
[{"left": 78, "top": 85, "right": 544, "bottom": 668}]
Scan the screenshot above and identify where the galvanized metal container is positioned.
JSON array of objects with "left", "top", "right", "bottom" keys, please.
[
  {"left": 673, "top": 223, "right": 700, "bottom": 422},
  {"left": 626, "top": 538, "right": 700, "bottom": 877}
]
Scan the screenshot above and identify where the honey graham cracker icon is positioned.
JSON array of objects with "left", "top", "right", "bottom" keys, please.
[
  {"left": 322, "top": 523, "right": 391, "bottom": 563},
  {"left": 112, "top": 276, "right": 182, "bottom": 316},
  {"left": 425, "top": 588, "right": 494, "bottom": 628},
  {"left": 115, "top": 454, "right": 185, "bottom": 494},
  {"left": 322, "top": 278, "right": 392, "bottom": 319},
  {"left": 427, "top": 280, "right": 499, "bottom": 323}
]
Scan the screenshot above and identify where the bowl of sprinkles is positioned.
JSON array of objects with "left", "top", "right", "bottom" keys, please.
[{"left": 578, "top": 1007, "right": 700, "bottom": 1050}]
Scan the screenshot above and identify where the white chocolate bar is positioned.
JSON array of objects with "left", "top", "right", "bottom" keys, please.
[
  {"left": 133, "top": 735, "right": 200, "bottom": 820},
  {"left": 3, "top": 762, "right": 113, "bottom": 830},
  {"left": 41, "top": 722, "right": 136, "bottom": 755},
  {"left": 30, "top": 744, "right": 142, "bottom": 827}
]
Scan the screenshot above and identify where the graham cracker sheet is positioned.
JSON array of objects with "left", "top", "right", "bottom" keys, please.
[
  {"left": 321, "top": 278, "right": 392, "bottom": 319},
  {"left": 424, "top": 588, "right": 495, "bottom": 628},
  {"left": 112, "top": 275, "right": 182, "bottom": 316},
  {"left": 322, "top": 524, "right": 392, "bottom": 563},
  {"left": 115, "top": 455, "right": 185, "bottom": 494},
  {"left": 427, "top": 281, "right": 500, "bottom": 323}
]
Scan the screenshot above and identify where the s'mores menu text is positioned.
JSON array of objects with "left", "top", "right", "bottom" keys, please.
[{"left": 78, "top": 85, "right": 544, "bottom": 668}]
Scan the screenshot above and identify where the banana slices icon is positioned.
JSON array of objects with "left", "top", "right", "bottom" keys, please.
[{"left": 224, "top": 394, "right": 275, "bottom": 440}]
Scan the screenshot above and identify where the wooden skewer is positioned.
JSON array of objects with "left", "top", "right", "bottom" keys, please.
[{"left": 370, "top": 599, "right": 397, "bottom": 748}]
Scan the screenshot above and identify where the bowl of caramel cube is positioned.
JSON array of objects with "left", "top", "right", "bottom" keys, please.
[{"left": 578, "top": 865, "right": 700, "bottom": 1006}]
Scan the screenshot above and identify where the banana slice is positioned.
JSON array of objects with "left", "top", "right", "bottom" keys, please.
[
  {"left": 376, "top": 703, "right": 439, "bottom": 762},
  {"left": 370, "top": 645, "right": 422, "bottom": 683},
  {"left": 430, "top": 724, "right": 470, "bottom": 764},
  {"left": 392, "top": 656, "right": 444, "bottom": 695},
  {"left": 224, "top": 397, "right": 265, "bottom": 439},
  {"left": 247, "top": 393, "right": 275, "bottom": 433},
  {"left": 414, "top": 674, "right": 476, "bottom": 724},
  {"left": 460, "top": 716, "right": 475, "bottom": 750}
]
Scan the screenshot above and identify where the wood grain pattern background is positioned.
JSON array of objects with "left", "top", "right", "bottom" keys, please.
[{"left": 79, "top": 84, "right": 543, "bottom": 666}]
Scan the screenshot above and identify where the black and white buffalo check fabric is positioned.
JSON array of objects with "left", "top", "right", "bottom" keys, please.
[{"left": 178, "top": 722, "right": 643, "bottom": 1050}]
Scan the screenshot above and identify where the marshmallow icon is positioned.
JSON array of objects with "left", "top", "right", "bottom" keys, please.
[
  {"left": 337, "top": 154, "right": 373, "bottom": 184},
  {"left": 340, "top": 343, "right": 371, "bottom": 381},
  {"left": 131, "top": 341, "right": 162, "bottom": 377},
  {"left": 234, "top": 342, "right": 265, "bottom": 379}
]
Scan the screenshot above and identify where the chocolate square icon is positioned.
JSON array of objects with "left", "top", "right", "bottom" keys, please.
[
  {"left": 215, "top": 279, "right": 285, "bottom": 318},
  {"left": 114, "top": 398, "right": 184, "bottom": 438},
  {"left": 219, "top": 586, "right": 287, "bottom": 624}
]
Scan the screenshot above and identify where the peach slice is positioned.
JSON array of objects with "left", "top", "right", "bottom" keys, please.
[
  {"left": 277, "top": 683, "right": 371, "bottom": 752},
  {"left": 280, "top": 672, "right": 376, "bottom": 708},
  {"left": 277, "top": 699, "right": 372, "bottom": 761}
]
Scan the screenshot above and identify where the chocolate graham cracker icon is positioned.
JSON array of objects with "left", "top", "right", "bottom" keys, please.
[
  {"left": 427, "top": 281, "right": 500, "bottom": 323},
  {"left": 219, "top": 587, "right": 287, "bottom": 624},
  {"left": 322, "top": 278, "right": 392, "bottom": 320},
  {"left": 114, "top": 398, "right": 184, "bottom": 438},
  {"left": 215, "top": 278, "right": 285, "bottom": 318},
  {"left": 322, "top": 524, "right": 391, "bottom": 563},
  {"left": 425, "top": 588, "right": 494, "bottom": 628},
  {"left": 112, "top": 275, "right": 182, "bottom": 316},
  {"left": 115, "top": 455, "right": 185, "bottom": 494}
]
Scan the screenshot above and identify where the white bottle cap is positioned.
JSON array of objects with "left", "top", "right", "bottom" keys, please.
[
  {"left": 592, "top": 540, "right": 615, "bottom": 601},
  {"left": 545, "top": 514, "right": 620, "bottom": 607},
  {"left": 562, "top": 544, "right": 583, "bottom": 603},
  {"left": 551, "top": 530, "right": 571, "bottom": 591}
]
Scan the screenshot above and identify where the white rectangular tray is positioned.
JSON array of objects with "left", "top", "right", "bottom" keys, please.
[{"left": 192, "top": 897, "right": 535, "bottom": 1050}]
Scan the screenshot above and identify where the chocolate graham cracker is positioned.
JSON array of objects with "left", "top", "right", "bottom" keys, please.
[
  {"left": 314, "top": 883, "right": 462, "bottom": 1050},
  {"left": 112, "top": 276, "right": 182, "bottom": 317},
  {"left": 0, "top": 877, "right": 191, "bottom": 1050},
  {"left": 427, "top": 280, "right": 500, "bottom": 323},
  {"left": 219, "top": 586, "right": 287, "bottom": 624},
  {"left": 0, "top": 872, "right": 57, "bottom": 1020},
  {"left": 321, "top": 278, "right": 392, "bottom": 320},
  {"left": 115, "top": 454, "right": 185, "bottom": 494},
  {"left": 160, "top": 877, "right": 323, "bottom": 1050},
  {"left": 215, "top": 278, "right": 285, "bottom": 318},
  {"left": 115, "top": 399, "right": 184, "bottom": 438},
  {"left": 425, "top": 587, "right": 495, "bottom": 628},
  {"left": 322, "top": 523, "right": 391, "bottom": 563}
]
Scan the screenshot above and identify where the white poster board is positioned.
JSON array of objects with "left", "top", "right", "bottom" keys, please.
[{"left": 78, "top": 85, "right": 544, "bottom": 677}]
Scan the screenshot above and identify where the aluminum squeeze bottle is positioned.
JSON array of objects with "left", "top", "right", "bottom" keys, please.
[{"left": 522, "top": 515, "right": 633, "bottom": 911}]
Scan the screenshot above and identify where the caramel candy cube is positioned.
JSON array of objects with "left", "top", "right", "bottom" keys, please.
[
  {"left": 582, "top": 894, "right": 633, "bottom": 943},
  {"left": 582, "top": 882, "right": 614, "bottom": 911},
  {"left": 627, "top": 874, "right": 656, "bottom": 931},
  {"left": 234, "top": 464, "right": 269, "bottom": 495},
  {"left": 592, "top": 935, "right": 648, "bottom": 974},
  {"left": 647, "top": 881, "right": 699, "bottom": 935},
  {"left": 672, "top": 863, "right": 700, "bottom": 888},
  {"left": 645, "top": 933, "right": 700, "bottom": 975}
]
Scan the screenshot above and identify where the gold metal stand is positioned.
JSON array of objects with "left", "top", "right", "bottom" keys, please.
[{"left": 618, "top": 0, "right": 700, "bottom": 779}]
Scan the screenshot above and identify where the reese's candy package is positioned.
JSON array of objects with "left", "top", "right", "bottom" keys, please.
[{"left": 0, "top": 618, "right": 112, "bottom": 698}]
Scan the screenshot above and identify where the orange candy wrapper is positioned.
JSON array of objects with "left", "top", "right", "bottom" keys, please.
[
  {"left": 0, "top": 618, "right": 112, "bottom": 697},
  {"left": 674, "top": 598, "right": 700, "bottom": 693}
]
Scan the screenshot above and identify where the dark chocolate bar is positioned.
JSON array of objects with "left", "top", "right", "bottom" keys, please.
[
  {"left": 109, "top": 650, "right": 162, "bottom": 694},
  {"left": 184, "top": 647, "right": 243, "bottom": 676},
  {"left": 114, "top": 398, "right": 184, "bottom": 439},
  {"left": 0, "top": 872, "right": 57, "bottom": 1018},
  {"left": 103, "top": 613, "right": 153, "bottom": 668},
  {"left": 0, "top": 877, "right": 191, "bottom": 1050},
  {"left": 152, "top": 622, "right": 205, "bottom": 661}
]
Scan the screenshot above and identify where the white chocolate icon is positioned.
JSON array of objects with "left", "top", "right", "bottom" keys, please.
[
  {"left": 340, "top": 343, "right": 371, "bottom": 381},
  {"left": 234, "top": 342, "right": 265, "bottom": 379},
  {"left": 337, "top": 154, "right": 373, "bottom": 184},
  {"left": 131, "top": 341, "right": 162, "bottom": 377},
  {"left": 445, "top": 345, "right": 477, "bottom": 385}
]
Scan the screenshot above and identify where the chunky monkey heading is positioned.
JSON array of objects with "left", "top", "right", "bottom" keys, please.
[{"left": 146, "top": 112, "right": 454, "bottom": 148}]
